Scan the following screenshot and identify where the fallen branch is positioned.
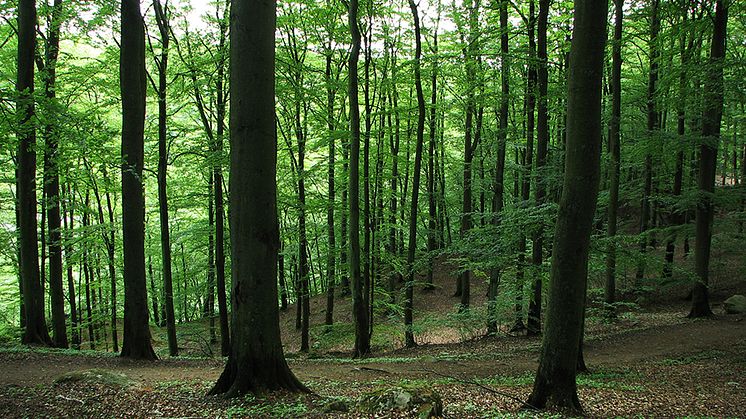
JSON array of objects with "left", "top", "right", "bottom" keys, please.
[
  {"left": 353, "top": 366, "right": 392, "bottom": 374},
  {"left": 418, "top": 368, "right": 538, "bottom": 411}
]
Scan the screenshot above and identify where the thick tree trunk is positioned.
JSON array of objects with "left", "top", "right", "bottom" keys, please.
[
  {"left": 209, "top": 0, "right": 305, "bottom": 395},
  {"left": 689, "top": 0, "right": 728, "bottom": 318},
  {"left": 527, "top": 0, "right": 607, "bottom": 412},
  {"left": 120, "top": 0, "right": 156, "bottom": 360},
  {"left": 17, "top": 0, "right": 51, "bottom": 346}
]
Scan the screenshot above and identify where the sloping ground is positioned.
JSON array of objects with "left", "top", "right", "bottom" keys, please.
[{"left": 1, "top": 307, "right": 744, "bottom": 417}]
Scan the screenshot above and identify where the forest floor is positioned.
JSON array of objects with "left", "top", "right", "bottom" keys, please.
[{"left": 1, "top": 303, "right": 744, "bottom": 418}]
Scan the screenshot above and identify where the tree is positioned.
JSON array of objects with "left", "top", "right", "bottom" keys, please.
[
  {"left": 347, "top": 0, "right": 370, "bottom": 358},
  {"left": 120, "top": 0, "right": 157, "bottom": 360},
  {"left": 605, "top": 0, "right": 623, "bottom": 316},
  {"left": 208, "top": 0, "right": 306, "bottom": 396},
  {"left": 149, "top": 0, "right": 178, "bottom": 357},
  {"left": 41, "top": 0, "right": 67, "bottom": 348},
  {"left": 403, "top": 0, "right": 426, "bottom": 349},
  {"left": 17, "top": 0, "right": 52, "bottom": 346},
  {"left": 526, "top": 0, "right": 607, "bottom": 412},
  {"left": 689, "top": 0, "right": 728, "bottom": 318}
]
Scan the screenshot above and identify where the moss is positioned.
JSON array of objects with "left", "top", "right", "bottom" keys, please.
[{"left": 54, "top": 369, "right": 134, "bottom": 388}]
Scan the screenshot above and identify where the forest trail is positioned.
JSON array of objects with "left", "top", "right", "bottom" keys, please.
[{"left": 1, "top": 309, "right": 743, "bottom": 387}]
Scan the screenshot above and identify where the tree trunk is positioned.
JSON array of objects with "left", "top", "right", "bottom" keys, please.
[
  {"left": 526, "top": 0, "right": 607, "bottom": 411},
  {"left": 528, "top": 0, "right": 549, "bottom": 336},
  {"left": 689, "top": 0, "right": 728, "bottom": 318},
  {"left": 605, "top": 0, "right": 623, "bottom": 316},
  {"left": 325, "top": 51, "right": 337, "bottom": 327},
  {"left": 42, "top": 0, "right": 67, "bottom": 349},
  {"left": 120, "top": 0, "right": 156, "bottom": 360},
  {"left": 347, "top": 0, "right": 370, "bottom": 358},
  {"left": 209, "top": 0, "right": 305, "bottom": 395},
  {"left": 17, "top": 0, "right": 52, "bottom": 346},
  {"left": 488, "top": 0, "right": 510, "bottom": 336},
  {"left": 62, "top": 185, "right": 79, "bottom": 348},
  {"left": 637, "top": 0, "right": 660, "bottom": 284}
]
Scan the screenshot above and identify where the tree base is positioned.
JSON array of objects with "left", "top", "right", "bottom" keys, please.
[{"left": 209, "top": 356, "right": 308, "bottom": 397}]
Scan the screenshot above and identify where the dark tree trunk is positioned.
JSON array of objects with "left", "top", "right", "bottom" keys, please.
[
  {"left": 296, "top": 99, "right": 311, "bottom": 353},
  {"left": 605, "top": 0, "right": 623, "bottom": 316},
  {"left": 207, "top": 174, "right": 217, "bottom": 342},
  {"left": 120, "top": 0, "right": 156, "bottom": 360},
  {"left": 278, "top": 246, "right": 288, "bottom": 312},
  {"left": 42, "top": 0, "right": 67, "bottom": 348},
  {"left": 528, "top": 0, "right": 549, "bottom": 337},
  {"left": 62, "top": 185, "right": 79, "bottom": 348},
  {"left": 488, "top": 0, "right": 509, "bottom": 336},
  {"left": 209, "top": 0, "right": 305, "bottom": 395},
  {"left": 17, "top": 0, "right": 51, "bottom": 346},
  {"left": 637, "top": 0, "right": 660, "bottom": 283},
  {"left": 151, "top": 0, "right": 178, "bottom": 357},
  {"left": 325, "top": 52, "right": 337, "bottom": 327},
  {"left": 347, "top": 0, "right": 370, "bottom": 358},
  {"left": 689, "top": 0, "right": 728, "bottom": 318},
  {"left": 403, "top": 0, "right": 426, "bottom": 348},
  {"left": 526, "top": 0, "right": 607, "bottom": 412},
  {"left": 148, "top": 256, "right": 160, "bottom": 327},
  {"left": 425, "top": 9, "right": 440, "bottom": 291}
]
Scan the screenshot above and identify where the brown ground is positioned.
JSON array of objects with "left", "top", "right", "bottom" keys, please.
[{"left": 1, "top": 305, "right": 744, "bottom": 418}]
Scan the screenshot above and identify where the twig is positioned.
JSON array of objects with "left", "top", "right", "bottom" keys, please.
[
  {"left": 418, "top": 368, "right": 538, "bottom": 410},
  {"left": 353, "top": 366, "right": 392, "bottom": 374},
  {"left": 56, "top": 394, "right": 84, "bottom": 404}
]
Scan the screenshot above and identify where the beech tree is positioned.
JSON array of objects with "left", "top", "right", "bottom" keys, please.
[
  {"left": 527, "top": 0, "right": 607, "bottom": 412},
  {"left": 120, "top": 0, "right": 156, "bottom": 360},
  {"left": 208, "top": 0, "right": 306, "bottom": 395}
]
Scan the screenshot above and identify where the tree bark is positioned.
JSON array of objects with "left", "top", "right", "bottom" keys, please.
[
  {"left": 17, "top": 0, "right": 52, "bottom": 346},
  {"left": 347, "top": 0, "right": 370, "bottom": 357},
  {"left": 527, "top": 0, "right": 607, "bottom": 412},
  {"left": 605, "top": 0, "right": 623, "bottom": 316},
  {"left": 689, "top": 0, "right": 728, "bottom": 318},
  {"left": 209, "top": 0, "right": 305, "bottom": 395},
  {"left": 120, "top": 0, "right": 156, "bottom": 360}
]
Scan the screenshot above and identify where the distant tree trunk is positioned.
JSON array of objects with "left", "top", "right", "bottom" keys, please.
[
  {"left": 605, "top": 0, "right": 623, "bottom": 315},
  {"left": 527, "top": 0, "right": 607, "bottom": 411},
  {"left": 120, "top": 0, "right": 156, "bottom": 360},
  {"left": 208, "top": 0, "right": 306, "bottom": 395},
  {"left": 148, "top": 256, "right": 160, "bottom": 327},
  {"left": 387, "top": 45, "right": 401, "bottom": 301},
  {"left": 528, "top": 0, "right": 549, "bottom": 336},
  {"left": 296, "top": 98, "right": 311, "bottom": 353},
  {"left": 17, "top": 0, "right": 51, "bottom": 346},
  {"left": 425, "top": 8, "right": 440, "bottom": 291},
  {"left": 348, "top": 0, "right": 370, "bottom": 358},
  {"left": 62, "top": 185, "right": 79, "bottom": 348},
  {"left": 207, "top": 174, "right": 217, "bottom": 342},
  {"left": 82, "top": 192, "right": 95, "bottom": 350},
  {"left": 278, "top": 246, "right": 288, "bottom": 312},
  {"left": 42, "top": 0, "right": 67, "bottom": 349},
  {"left": 488, "top": 0, "right": 509, "bottom": 336},
  {"left": 325, "top": 52, "right": 337, "bottom": 326},
  {"left": 637, "top": 0, "right": 660, "bottom": 284},
  {"left": 689, "top": 0, "right": 728, "bottom": 318}
]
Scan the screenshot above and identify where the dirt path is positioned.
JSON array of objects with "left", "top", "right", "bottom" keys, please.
[{"left": 2, "top": 314, "right": 743, "bottom": 388}]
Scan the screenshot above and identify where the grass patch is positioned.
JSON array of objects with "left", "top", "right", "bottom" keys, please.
[
  {"left": 54, "top": 369, "right": 133, "bottom": 388},
  {"left": 660, "top": 350, "right": 726, "bottom": 366}
]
